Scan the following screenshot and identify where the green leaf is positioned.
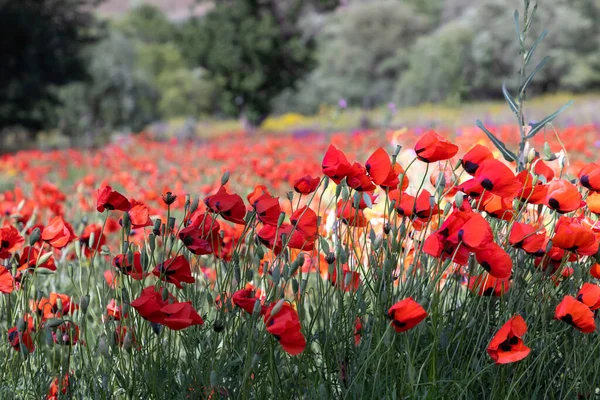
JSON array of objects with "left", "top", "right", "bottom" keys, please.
[
  {"left": 502, "top": 81, "right": 519, "bottom": 116},
  {"left": 476, "top": 120, "right": 517, "bottom": 162},
  {"left": 525, "top": 100, "right": 574, "bottom": 139},
  {"left": 514, "top": 10, "right": 521, "bottom": 46},
  {"left": 525, "top": 30, "right": 547, "bottom": 66},
  {"left": 519, "top": 56, "right": 549, "bottom": 96}
]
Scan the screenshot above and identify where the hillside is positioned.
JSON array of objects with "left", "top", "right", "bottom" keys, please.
[{"left": 97, "top": 0, "right": 211, "bottom": 20}]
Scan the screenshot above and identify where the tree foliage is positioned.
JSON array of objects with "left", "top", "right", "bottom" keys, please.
[
  {"left": 180, "top": 0, "right": 317, "bottom": 125},
  {"left": 0, "top": 0, "right": 100, "bottom": 131}
]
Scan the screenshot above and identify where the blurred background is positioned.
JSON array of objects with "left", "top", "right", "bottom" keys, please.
[{"left": 1, "top": 0, "right": 599, "bottom": 151}]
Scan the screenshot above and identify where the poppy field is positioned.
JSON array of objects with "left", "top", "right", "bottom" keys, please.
[{"left": 2, "top": 120, "right": 600, "bottom": 399}]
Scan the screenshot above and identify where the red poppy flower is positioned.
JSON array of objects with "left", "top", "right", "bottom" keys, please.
[
  {"left": 509, "top": 222, "right": 546, "bottom": 255},
  {"left": 264, "top": 302, "right": 306, "bottom": 356},
  {"left": 469, "top": 273, "right": 510, "bottom": 296},
  {"left": 47, "top": 373, "right": 70, "bottom": 400},
  {"left": 257, "top": 223, "right": 314, "bottom": 254},
  {"left": 586, "top": 192, "right": 600, "bottom": 214},
  {"left": 97, "top": 186, "right": 131, "bottom": 213},
  {"left": 128, "top": 199, "right": 153, "bottom": 229},
  {"left": 515, "top": 171, "right": 547, "bottom": 204},
  {"left": 179, "top": 214, "right": 222, "bottom": 256},
  {"left": 232, "top": 288, "right": 264, "bottom": 315},
  {"left": 577, "top": 283, "right": 600, "bottom": 311},
  {"left": 414, "top": 130, "right": 458, "bottom": 163},
  {"left": 380, "top": 162, "right": 409, "bottom": 191},
  {"left": 160, "top": 301, "right": 204, "bottom": 330},
  {"left": 0, "top": 225, "right": 24, "bottom": 259},
  {"left": 205, "top": 186, "right": 246, "bottom": 225},
  {"left": 474, "top": 243, "right": 512, "bottom": 280},
  {"left": 461, "top": 144, "right": 494, "bottom": 175},
  {"left": 590, "top": 263, "right": 600, "bottom": 279},
  {"left": 532, "top": 157, "right": 555, "bottom": 182},
  {"left": 79, "top": 224, "right": 106, "bottom": 257},
  {"left": 487, "top": 315, "right": 530, "bottom": 364},
  {"left": 423, "top": 209, "right": 493, "bottom": 265},
  {"left": 8, "top": 325, "right": 34, "bottom": 353},
  {"left": 131, "top": 286, "right": 175, "bottom": 324},
  {"left": 347, "top": 162, "right": 377, "bottom": 192},
  {"left": 41, "top": 216, "right": 76, "bottom": 249},
  {"left": 475, "top": 192, "right": 514, "bottom": 221},
  {"left": 0, "top": 266, "right": 15, "bottom": 294},
  {"left": 293, "top": 175, "right": 320, "bottom": 195},
  {"left": 152, "top": 255, "right": 195, "bottom": 289},
  {"left": 365, "top": 147, "right": 392, "bottom": 185},
  {"left": 32, "top": 293, "right": 78, "bottom": 321},
  {"left": 289, "top": 206, "right": 318, "bottom": 242},
  {"left": 387, "top": 297, "right": 427, "bottom": 333},
  {"left": 552, "top": 217, "right": 598, "bottom": 256},
  {"left": 322, "top": 144, "right": 353, "bottom": 183},
  {"left": 54, "top": 322, "right": 81, "bottom": 346},
  {"left": 17, "top": 246, "right": 56, "bottom": 272},
  {"left": 390, "top": 190, "right": 438, "bottom": 221},
  {"left": 336, "top": 200, "right": 367, "bottom": 227},
  {"left": 113, "top": 253, "right": 148, "bottom": 280},
  {"left": 474, "top": 159, "right": 522, "bottom": 198},
  {"left": 247, "top": 185, "right": 271, "bottom": 206},
  {"left": 329, "top": 265, "right": 361, "bottom": 292},
  {"left": 555, "top": 295, "right": 596, "bottom": 333},
  {"left": 545, "top": 180, "right": 582, "bottom": 214},
  {"left": 578, "top": 163, "right": 600, "bottom": 191},
  {"left": 253, "top": 193, "right": 281, "bottom": 226},
  {"left": 106, "top": 299, "right": 126, "bottom": 320}
]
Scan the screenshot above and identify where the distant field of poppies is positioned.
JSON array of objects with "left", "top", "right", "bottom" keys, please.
[{"left": 2, "top": 123, "right": 600, "bottom": 398}]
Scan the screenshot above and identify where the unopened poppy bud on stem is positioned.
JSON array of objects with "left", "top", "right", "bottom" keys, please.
[
  {"left": 221, "top": 170, "right": 230, "bottom": 186},
  {"left": 277, "top": 212, "right": 286, "bottom": 228},
  {"left": 29, "top": 228, "right": 41, "bottom": 245},
  {"left": 270, "top": 299, "right": 285, "bottom": 318},
  {"left": 80, "top": 295, "right": 90, "bottom": 314}
]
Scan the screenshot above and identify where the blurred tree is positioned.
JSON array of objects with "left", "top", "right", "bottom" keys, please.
[
  {"left": 180, "top": 0, "right": 320, "bottom": 126},
  {"left": 57, "top": 32, "right": 159, "bottom": 141},
  {"left": 274, "top": 0, "right": 435, "bottom": 114},
  {"left": 0, "top": 0, "right": 101, "bottom": 133}
]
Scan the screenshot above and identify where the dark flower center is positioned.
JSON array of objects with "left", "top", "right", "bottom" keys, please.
[
  {"left": 548, "top": 198, "right": 560, "bottom": 210},
  {"left": 561, "top": 314, "right": 574, "bottom": 326},
  {"left": 481, "top": 178, "right": 494, "bottom": 191},
  {"left": 463, "top": 161, "right": 478, "bottom": 174},
  {"left": 580, "top": 175, "right": 590, "bottom": 189},
  {"left": 0, "top": 240, "right": 9, "bottom": 249}
]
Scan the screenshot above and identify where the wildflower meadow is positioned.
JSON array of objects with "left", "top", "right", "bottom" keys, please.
[{"left": 3, "top": 1, "right": 600, "bottom": 399}]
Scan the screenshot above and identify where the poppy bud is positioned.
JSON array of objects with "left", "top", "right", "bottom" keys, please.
[
  {"left": 270, "top": 299, "right": 285, "bottom": 318},
  {"left": 75, "top": 240, "right": 82, "bottom": 259},
  {"left": 527, "top": 147, "right": 536, "bottom": 164},
  {"left": 162, "top": 192, "right": 177, "bottom": 206},
  {"left": 80, "top": 295, "right": 90, "bottom": 314},
  {"left": 190, "top": 197, "right": 199, "bottom": 214},
  {"left": 184, "top": 194, "right": 191, "bottom": 210},
  {"left": 325, "top": 252, "right": 336, "bottom": 265},
  {"left": 353, "top": 192, "right": 361, "bottom": 209},
  {"left": 286, "top": 191, "right": 294, "bottom": 202},
  {"left": 252, "top": 299, "right": 262, "bottom": 315},
  {"left": 383, "top": 223, "right": 391, "bottom": 235},
  {"left": 210, "top": 371, "right": 218, "bottom": 388},
  {"left": 123, "top": 331, "right": 134, "bottom": 352},
  {"left": 246, "top": 269, "right": 254, "bottom": 281},
  {"left": 271, "top": 266, "right": 281, "bottom": 285},
  {"left": 29, "top": 227, "right": 41, "bottom": 245},
  {"left": 122, "top": 212, "right": 131, "bottom": 232},
  {"left": 148, "top": 233, "right": 156, "bottom": 251},
  {"left": 167, "top": 217, "right": 176, "bottom": 232},
  {"left": 322, "top": 176, "right": 330, "bottom": 192},
  {"left": 277, "top": 212, "right": 286, "bottom": 228},
  {"left": 150, "top": 322, "right": 163, "bottom": 336},
  {"left": 162, "top": 288, "right": 169, "bottom": 302},
  {"left": 101, "top": 245, "right": 110, "bottom": 256},
  {"left": 292, "top": 278, "right": 299, "bottom": 295},
  {"left": 152, "top": 219, "right": 162, "bottom": 236},
  {"left": 256, "top": 245, "right": 264, "bottom": 260},
  {"left": 98, "top": 335, "right": 110, "bottom": 358},
  {"left": 454, "top": 159, "right": 462, "bottom": 170},
  {"left": 221, "top": 170, "right": 230, "bottom": 186},
  {"left": 213, "top": 320, "right": 225, "bottom": 333},
  {"left": 251, "top": 353, "right": 260, "bottom": 368},
  {"left": 88, "top": 232, "right": 95, "bottom": 250},
  {"left": 46, "top": 318, "right": 64, "bottom": 328},
  {"left": 443, "top": 203, "right": 452, "bottom": 216},
  {"left": 283, "top": 264, "right": 290, "bottom": 280},
  {"left": 36, "top": 252, "right": 53, "bottom": 268},
  {"left": 16, "top": 319, "right": 26, "bottom": 332}
]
